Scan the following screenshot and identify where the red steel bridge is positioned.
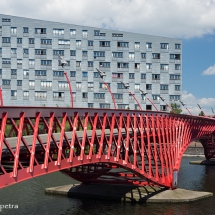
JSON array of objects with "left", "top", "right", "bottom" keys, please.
[{"left": 0, "top": 106, "right": 215, "bottom": 190}]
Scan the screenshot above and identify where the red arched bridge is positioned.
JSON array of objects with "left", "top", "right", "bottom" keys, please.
[{"left": 0, "top": 106, "right": 215, "bottom": 189}]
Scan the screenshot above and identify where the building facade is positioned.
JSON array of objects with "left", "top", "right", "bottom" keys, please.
[{"left": 0, "top": 14, "right": 182, "bottom": 110}]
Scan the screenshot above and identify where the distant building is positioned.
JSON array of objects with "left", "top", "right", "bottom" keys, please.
[{"left": 0, "top": 14, "right": 182, "bottom": 110}]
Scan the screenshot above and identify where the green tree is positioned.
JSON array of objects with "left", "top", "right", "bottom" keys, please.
[
  {"left": 170, "top": 103, "right": 182, "bottom": 114},
  {"left": 199, "top": 111, "right": 204, "bottom": 116}
]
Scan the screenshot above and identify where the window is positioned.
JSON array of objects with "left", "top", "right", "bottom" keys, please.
[
  {"left": 11, "top": 27, "right": 17, "bottom": 34},
  {"left": 152, "top": 74, "right": 160, "bottom": 80},
  {"left": 112, "top": 33, "right": 123, "bottom": 37},
  {"left": 94, "top": 93, "right": 105, "bottom": 99},
  {"left": 17, "top": 38, "right": 22, "bottom": 44},
  {"left": 76, "top": 61, "right": 81, "bottom": 67},
  {"left": 11, "top": 69, "right": 17, "bottom": 75},
  {"left": 117, "top": 42, "right": 129, "bottom": 47},
  {"left": 76, "top": 82, "right": 81, "bottom": 89},
  {"left": 160, "top": 43, "right": 168, "bottom": 49},
  {"left": 170, "top": 75, "right": 180, "bottom": 80},
  {"left": 23, "top": 91, "right": 29, "bottom": 97},
  {"left": 53, "top": 29, "right": 64, "bottom": 35},
  {"left": 17, "top": 59, "right": 22, "bottom": 65},
  {"left": 141, "top": 53, "right": 146, "bottom": 58},
  {"left": 82, "top": 30, "right": 88, "bottom": 37},
  {"left": 146, "top": 42, "right": 152, "bottom": 49},
  {"left": 152, "top": 53, "right": 160, "bottom": 59},
  {"left": 99, "top": 62, "right": 110, "bottom": 68},
  {"left": 146, "top": 63, "right": 152, "bottom": 69},
  {"left": 88, "top": 40, "right": 94, "bottom": 46},
  {"left": 70, "top": 71, "right": 76, "bottom": 77},
  {"left": 41, "top": 60, "right": 52, "bottom": 66},
  {"left": 114, "top": 93, "right": 123, "bottom": 99},
  {"left": 11, "top": 90, "right": 17, "bottom": 97},
  {"left": 94, "top": 72, "right": 100, "bottom": 78},
  {"left": 117, "top": 104, "right": 129, "bottom": 109},
  {"left": 82, "top": 51, "right": 88, "bottom": 56},
  {"left": 58, "top": 81, "right": 68, "bottom": 88},
  {"left": 99, "top": 41, "right": 110, "bottom": 47},
  {"left": 170, "top": 95, "right": 180, "bottom": 101},
  {"left": 134, "top": 42, "right": 140, "bottom": 49},
  {"left": 35, "top": 28, "right": 46, "bottom": 34},
  {"left": 58, "top": 39, "right": 70, "bottom": 45},
  {"left": 112, "top": 73, "right": 123, "bottom": 79},
  {"left": 2, "top": 37, "right": 11, "bottom": 43},
  {"left": 160, "top": 105, "right": 167, "bottom": 111},
  {"left": 29, "top": 80, "right": 35, "bottom": 87},
  {"left": 99, "top": 83, "right": 110, "bottom": 89},
  {"left": 2, "top": 79, "right": 11, "bottom": 85},
  {"left": 53, "top": 50, "right": 64, "bottom": 56},
  {"left": 117, "top": 62, "right": 129, "bottom": 68},
  {"left": 88, "top": 61, "right": 93, "bottom": 67},
  {"left": 41, "top": 81, "right": 52, "bottom": 87},
  {"left": 129, "top": 73, "right": 135, "bottom": 79},
  {"left": 23, "top": 70, "right": 29, "bottom": 76},
  {"left": 175, "top": 64, "right": 181, "bottom": 70},
  {"left": 2, "top": 18, "right": 11, "bottom": 22},
  {"left": 2, "top": 58, "right": 11, "bottom": 64},
  {"left": 94, "top": 30, "right": 105, "bottom": 36},
  {"left": 82, "top": 72, "right": 88, "bottom": 77},
  {"left": 94, "top": 51, "right": 105, "bottom": 57},
  {"left": 35, "top": 91, "right": 47, "bottom": 97},
  {"left": 0, "top": 48, "right": 2, "bottom": 54},
  {"left": 88, "top": 82, "right": 94, "bottom": 88},
  {"left": 29, "top": 38, "right": 35, "bottom": 44},
  {"left": 70, "top": 50, "right": 76, "bottom": 56},
  {"left": 76, "top": 40, "right": 81, "bottom": 46},
  {"left": 135, "top": 84, "right": 140, "bottom": 90},
  {"left": 129, "top": 52, "right": 135, "bottom": 59},
  {"left": 146, "top": 105, "right": 152, "bottom": 110},
  {"left": 41, "top": 39, "right": 52, "bottom": 44},
  {"left": 11, "top": 48, "right": 17, "bottom": 54},
  {"left": 141, "top": 73, "right": 146, "bottom": 79},
  {"left": 175, "top": 85, "right": 181, "bottom": 91},
  {"left": 152, "top": 95, "right": 159, "bottom": 100},
  {"left": 135, "top": 63, "right": 140, "bottom": 69},
  {"left": 35, "top": 70, "right": 47, "bottom": 76},
  {"left": 88, "top": 103, "right": 94, "bottom": 108},
  {"left": 175, "top": 44, "right": 181, "bottom": 49},
  {"left": 53, "top": 92, "right": 63, "bottom": 98},
  {"left": 160, "top": 64, "right": 169, "bottom": 70},
  {"left": 29, "top": 59, "right": 35, "bottom": 65},
  {"left": 23, "top": 49, "right": 29, "bottom": 55},
  {"left": 53, "top": 71, "right": 64, "bottom": 77},
  {"left": 170, "top": 54, "right": 180, "bottom": 60},
  {"left": 160, "top": 85, "right": 168, "bottom": 90},
  {"left": 0, "top": 69, "right": 2, "bottom": 75},
  {"left": 23, "top": 27, "right": 29, "bottom": 33},
  {"left": 17, "top": 80, "right": 22, "bottom": 86},
  {"left": 100, "top": 103, "right": 110, "bottom": 108},
  {"left": 82, "top": 92, "right": 88, "bottom": 98},
  {"left": 117, "top": 83, "right": 124, "bottom": 89},
  {"left": 70, "top": 29, "right": 76, "bottom": 36},
  {"left": 112, "top": 52, "right": 123, "bottom": 58},
  {"left": 146, "top": 84, "right": 152, "bottom": 90}
]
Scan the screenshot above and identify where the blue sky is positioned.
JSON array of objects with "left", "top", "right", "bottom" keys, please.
[{"left": 1, "top": 0, "right": 215, "bottom": 114}]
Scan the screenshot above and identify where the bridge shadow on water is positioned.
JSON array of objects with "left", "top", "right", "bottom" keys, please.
[{"left": 66, "top": 184, "right": 167, "bottom": 203}]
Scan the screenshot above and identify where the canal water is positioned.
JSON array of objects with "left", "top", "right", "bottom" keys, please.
[{"left": 0, "top": 157, "right": 215, "bottom": 215}]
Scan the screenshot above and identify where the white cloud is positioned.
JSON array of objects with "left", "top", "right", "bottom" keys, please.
[
  {"left": 1, "top": 0, "right": 215, "bottom": 38},
  {"left": 182, "top": 91, "right": 215, "bottom": 115},
  {"left": 202, "top": 65, "right": 215, "bottom": 75}
]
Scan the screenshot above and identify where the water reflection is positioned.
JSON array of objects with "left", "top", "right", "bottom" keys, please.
[{"left": 0, "top": 157, "right": 214, "bottom": 215}]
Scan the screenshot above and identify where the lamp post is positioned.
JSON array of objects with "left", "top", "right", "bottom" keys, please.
[
  {"left": 179, "top": 100, "right": 192, "bottom": 115},
  {"left": 96, "top": 68, "right": 117, "bottom": 109},
  {"left": 121, "top": 81, "right": 142, "bottom": 110},
  {"left": 58, "top": 54, "right": 74, "bottom": 108},
  {"left": 139, "top": 89, "right": 158, "bottom": 111},
  {"left": 0, "top": 87, "right": 3, "bottom": 106},
  {"left": 197, "top": 104, "right": 206, "bottom": 116},
  {"left": 159, "top": 96, "right": 175, "bottom": 113},
  {"left": 212, "top": 108, "right": 214, "bottom": 114}
]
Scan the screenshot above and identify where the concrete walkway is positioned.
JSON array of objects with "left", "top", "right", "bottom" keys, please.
[{"left": 45, "top": 184, "right": 213, "bottom": 203}]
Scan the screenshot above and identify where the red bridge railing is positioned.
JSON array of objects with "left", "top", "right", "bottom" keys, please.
[{"left": 0, "top": 106, "right": 215, "bottom": 189}]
